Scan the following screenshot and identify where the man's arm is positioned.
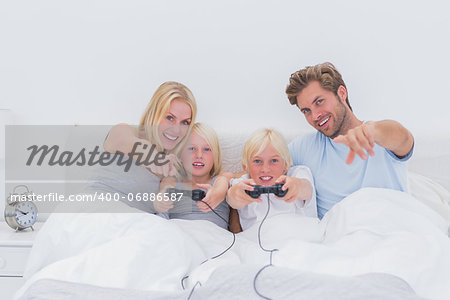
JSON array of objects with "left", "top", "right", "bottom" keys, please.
[
  {"left": 371, "top": 120, "right": 414, "bottom": 157},
  {"left": 334, "top": 120, "right": 414, "bottom": 164}
]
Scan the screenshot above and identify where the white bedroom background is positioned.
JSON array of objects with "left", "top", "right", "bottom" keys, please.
[
  {"left": 1, "top": 0, "right": 449, "bottom": 133},
  {"left": 1, "top": 0, "right": 450, "bottom": 219}
]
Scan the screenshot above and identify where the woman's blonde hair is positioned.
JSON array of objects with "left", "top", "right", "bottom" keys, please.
[
  {"left": 242, "top": 129, "right": 292, "bottom": 174},
  {"left": 191, "top": 123, "right": 222, "bottom": 178},
  {"left": 139, "top": 81, "right": 197, "bottom": 155}
]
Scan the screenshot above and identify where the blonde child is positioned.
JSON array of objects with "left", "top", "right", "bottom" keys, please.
[
  {"left": 227, "top": 129, "right": 317, "bottom": 230},
  {"left": 155, "top": 123, "right": 230, "bottom": 229}
]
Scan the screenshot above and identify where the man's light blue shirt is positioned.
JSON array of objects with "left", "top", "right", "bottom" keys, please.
[{"left": 288, "top": 131, "right": 413, "bottom": 219}]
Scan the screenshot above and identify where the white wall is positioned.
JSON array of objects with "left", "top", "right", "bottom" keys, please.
[
  {"left": 1, "top": 0, "right": 449, "bottom": 135},
  {"left": 1, "top": 0, "right": 450, "bottom": 222}
]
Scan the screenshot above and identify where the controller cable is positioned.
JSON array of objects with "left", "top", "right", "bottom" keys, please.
[
  {"left": 183, "top": 189, "right": 279, "bottom": 299},
  {"left": 252, "top": 192, "right": 278, "bottom": 300},
  {"left": 182, "top": 198, "right": 236, "bottom": 300},
  {"left": 186, "top": 191, "right": 280, "bottom": 299}
]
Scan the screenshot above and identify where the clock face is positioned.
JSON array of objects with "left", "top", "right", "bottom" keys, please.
[{"left": 14, "top": 201, "right": 38, "bottom": 227}]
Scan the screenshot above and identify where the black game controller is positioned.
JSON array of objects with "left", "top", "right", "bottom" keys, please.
[
  {"left": 166, "top": 188, "right": 206, "bottom": 201},
  {"left": 245, "top": 183, "right": 288, "bottom": 199}
]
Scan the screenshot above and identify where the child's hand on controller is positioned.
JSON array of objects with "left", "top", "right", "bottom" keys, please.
[
  {"left": 155, "top": 179, "right": 177, "bottom": 213},
  {"left": 275, "top": 175, "right": 313, "bottom": 203},
  {"left": 227, "top": 178, "right": 262, "bottom": 210},
  {"left": 195, "top": 183, "right": 212, "bottom": 212}
]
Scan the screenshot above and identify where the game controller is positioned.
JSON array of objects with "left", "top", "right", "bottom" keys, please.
[
  {"left": 166, "top": 188, "right": 206, "bottom": 201},
  {"left": 245, "top": 183, "right": 288, "bottom": 199}
]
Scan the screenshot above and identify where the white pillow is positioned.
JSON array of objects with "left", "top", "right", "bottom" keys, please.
[{"left": 408, "top": 171, "right": 450, "bottom": 229}]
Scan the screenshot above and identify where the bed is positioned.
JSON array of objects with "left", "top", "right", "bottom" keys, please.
[{"left": 14, "top": 130, "right": 450, "bottom": 300}]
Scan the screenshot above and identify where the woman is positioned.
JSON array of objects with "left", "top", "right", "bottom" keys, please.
[
  {"left": 104, "top": 81, "right": 197, "bottom": 178},
  {"left": 92, "top": 81, "right": 228, "bottom": 213},
  {"left": 84, "top": 82, "right": 197, "bottom": 213}
]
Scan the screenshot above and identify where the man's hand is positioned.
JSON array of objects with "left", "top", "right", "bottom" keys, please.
[
  {"left": 227, "top": 178, "right": 261, "bottom": 210},
  {"left": 333, "top": 121, "right": 376, "bottom": 164},
  {"left": 333, "top": 120, "right": 413, "bottom": 164}
]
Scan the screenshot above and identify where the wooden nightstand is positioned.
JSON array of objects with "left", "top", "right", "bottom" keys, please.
[{"left": 0, "top": 222, "right": 43, "bottom": 300}]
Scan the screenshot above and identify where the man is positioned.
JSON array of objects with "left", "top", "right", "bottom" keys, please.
[
  {"left": 227, "top": 62, "right": 414, "bottom": 221},
  {"left": 285, "top": 62, "right": 414, "bottom": 218}
]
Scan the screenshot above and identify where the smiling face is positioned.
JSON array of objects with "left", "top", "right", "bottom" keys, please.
[
  {"left": 158, "top": 99, "right": 192, "bottom": 150},
  {"left": 245, "top": 143, "right": 287, "bottom": 186},
  {"left": 181, "top": 132, "right": 214, "bottom": 182},
  {"left": 296, "top": 81, "right": 349, "bottom": 139}
]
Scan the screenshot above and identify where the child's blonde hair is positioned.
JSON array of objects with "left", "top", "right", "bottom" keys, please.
[
  {"left": 191, "top": 123, "right": 222, "bottom": 178},
  {"left": 139, "top": 81, "right": 197, "bottom": 155},
  {"left": 242, "top": 129, "right": 292, "bottom": 173}
]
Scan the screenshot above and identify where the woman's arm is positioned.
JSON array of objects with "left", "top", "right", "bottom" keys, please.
[
  {"left": 104, "top": 123, "right": 143, "bottom": 154},
  {"left": 104, "top": 123, "right": 176, "bottom": 177}
]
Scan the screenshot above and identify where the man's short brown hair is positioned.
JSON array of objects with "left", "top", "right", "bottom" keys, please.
[{"left": 285, "top": 62, "right": 352, "bottom": 111}]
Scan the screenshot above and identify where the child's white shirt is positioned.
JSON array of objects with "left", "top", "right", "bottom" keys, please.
[{"left": 230, "top": 165, "right": 317, "bottom": 230}]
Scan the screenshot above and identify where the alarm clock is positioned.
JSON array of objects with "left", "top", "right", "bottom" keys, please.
[{"left": 4, "top": 185, "right": 38, "bottom": 231}]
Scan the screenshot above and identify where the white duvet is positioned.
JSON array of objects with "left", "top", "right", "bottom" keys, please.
[{"left": 16, "top": 187, "right": 450, "bottom": 300}]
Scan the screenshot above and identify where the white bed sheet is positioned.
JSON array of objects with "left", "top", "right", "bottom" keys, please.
[{"left": 16, "top": 187, "right": 450, "bottom": 300}]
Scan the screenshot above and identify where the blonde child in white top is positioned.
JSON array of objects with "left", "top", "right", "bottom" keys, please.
[{"left": 228, "top": 129, "right": 317, "bottom": 230}]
